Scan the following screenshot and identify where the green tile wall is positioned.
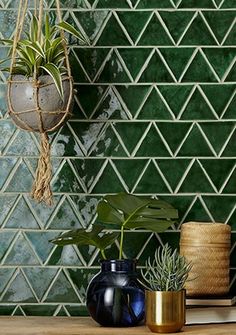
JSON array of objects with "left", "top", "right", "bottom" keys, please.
[{"left": 0, "top": 0, "right": 235, "bottom": 316}]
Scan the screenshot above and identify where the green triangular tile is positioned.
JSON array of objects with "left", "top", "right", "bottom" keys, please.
[
  {"left": 203, "top": 195, "right": 236, "bottom": 222},
  {"left": 200, "top": 159, "right": 235, "bottom": 191},
  {"left": 135, "top": 125, "right": 171, "bottom": 157},
  {"left": 90, "top": 125, "right": 127, "bottom": 157},
  {"left": 0, "top": 121, "right": 15, "bottom": 153},
  {"left": 118, "top": 11, "right": 151, "bottom": 42},
  {"left": 203, "top": 48, "right": 236, "bottom": 79},
  {"left": 49, "top": 198, "right": 82, "bottom": 230},
  {"left": 71, "top": 159, "right": 105, "bottom": 189},
  {"left": 73, "top": 48, "right": 110, "bottom": 81},
  {"left": 178, "top": 161, "right": 215, "bottom": 193},
  {"left": 91, "top": 162, "right": 125, "bottom": 193},
  {"left": 200, "top": 122, "right": 235, "bottom": 154},
  {"left": 69, "top": 195, "right": 100, "bottom": 228},
  {"left": 180, "top": 13, "right": 217, "bottom": 45},
  {"left": 0, "top": 231, "right": 16, "bottom": 261},
  {"left": 25, "top": 231, "right": 59, "bottom": 263},
  {"left": 77, "top": 244, "right": 97, "bottom": 265},
  {"left": 6, "top": 131, "right": 39, "bottom": 156},
  {"left": 178, "top": 125, "right": 214, "bottom": 156},
  {"left": 222, "top": 93, "right": 236, "bottom": 119},
  {"left": 221, "top": 0, "right": 236, "bottom": 8},
  {"left": 138, "top": 13, "right": 173, "bottom": 45},
  {"left": 157, "top": 159, "right": 191, "bottom": 190},
  {"left": 203, "top": 11, "right": 235, "bottom": 43},
  {"left": 22, "top": 305, "right": 57, "bottom": 316},
  {"left": 12, "top": 307, "right": 25, "bottom": 316},
  {"left": 70, "top": 51, "right": 90, "bottom": 83},
  {"left": 0, "top": 268, "right": 15, "bottom": 294},
  {"left": 158, "top": 85, "right": 193, "bottom": 118},
  {"left": 5, "top": 160, "right": 34, "bottom": 192},
  {"left": 137, "top": 88, "right": 173, "bottom": 120},
  {"left": 159, "top": 232, "right": 180, "bottom": 250},
  {"left": 116, "top": 85, "right": 150, "bottom": 117},
  {"left": 23, "top": 268, "right": 58, "bottom": 301},
  {"left": 137, "top": 0, "right": 174, "bottom": 9},
  {"left": 224, "top": 23, "right": 236, "bottom": 45},
  {"left": 202, "top": 84, "right": 235, "bottom": 117},
  {"left": 0, "top": 196, "right": 18, "bottom": 227},
  {"left": 4, "top": 233, "right": 40, "bottom": 265},
  {"left": 221, "top": 129, "right": 236, "bottom": 156},
  {"left": 96, "top": 14, "right": 131, "bottom": 46},
  {"left": 44, "top": 270, "right": 80, "bottom": 303},
  {"left": 0, "top": 158, "right": 17, "bottom": 189},
  {"left": 47, "top": 245, "right": 83, "bottom": 266},
  {"left": 139, "top": 51, "right": 174, "bottom": 83},
  {"left": 160, "top": 195, "right": 194, "bottom": 223},
  {"left": 180, "top": 88, "right": 216, "bottom": 120},
  {"left": 72, "top": 11, "right": 109, "bottom": 41},
  {"left": 157, "top": 123, "right": 192, "bottom": 153},
  {"left": 5, "top": 197, "right": 39, "bottom": 229},
  {"left": 75, "top": 85, "right": 107, "bottom": 118},
  {"left": 138, "top": 235, "right": 162, "bottom": 265},
  {"left": 96, "top": 51, "right": 131, "bottom": 83},
  {"left": 123, "top": 232, "right": 152, "bottom": 259},
  {"left": 56, "top": 306, "right": 68, "bottom": 316},
  {"left": 92, "top": 87, "right": 128, "bottom": 119},
  {"left": 96, "top": 0, "right": 130, "bottom": 8},
  {"left": 52, "top": 161, "right": 83, "bottom": 193},
  {"left": 2, "top": 271, "right": 37, "bottom": 303},
  {"left": 159, "top": 11, "right": 195, "bottom": 43},
  {"left": 179, "top": 0, "right": 215, "bottom": 9},
  {"left": 182, "top": 51, "right": 217, "bottom": 82},
  {"left": 220, "top": 167, "right": 236, "bottom": 194},
  {"left": 134, "top": 160, "right": 170, "bottom": 193},
  {"left": 225, "top": 61, "right": 236, "bottom": 82},
  {"left": 114, "top": 159, "right": 147, "bottom": 190},
  {"left": 183, "top": 197, "right": 212, "bottom": 222},
  {"left": 119, "top": 48, "right": 152, "bottom": 80},
  {"left": 159, "top": 48, "right": 194, "bottom": 81}
]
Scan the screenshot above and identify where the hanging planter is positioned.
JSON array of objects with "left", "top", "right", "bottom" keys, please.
[{"left": 1, "top": 0, "right": 89, "bottom": 205}]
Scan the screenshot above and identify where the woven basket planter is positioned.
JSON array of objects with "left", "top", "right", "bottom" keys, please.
[
  {"left": 180, "top": 222, "right": 231, "bottom": 296},
  {"left": 8, "top": 75, "right": 73, "bottom": 133}
]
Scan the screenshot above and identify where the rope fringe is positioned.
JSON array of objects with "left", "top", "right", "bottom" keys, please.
[{"left": 31, "top": 132, "right": 53, "bottom": 206}]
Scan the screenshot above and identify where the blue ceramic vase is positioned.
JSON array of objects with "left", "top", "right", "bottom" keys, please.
[{"left": 86, "top": 259, "right": 145, "bottom": 327}]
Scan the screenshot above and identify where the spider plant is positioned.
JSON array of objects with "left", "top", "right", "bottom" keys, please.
[
  {"left": 142, "top": 244, "right": 192, "bottom": 291},
  {"left": 0, "top": 13, "right": 89, "bottom": 99},
  {"left": 51, "top": 193, "right": 178, "bottom": 260}
]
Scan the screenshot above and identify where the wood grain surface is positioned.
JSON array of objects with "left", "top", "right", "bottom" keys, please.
[{"left": 0, "top": 317, "right": 235, "bottom": 335}]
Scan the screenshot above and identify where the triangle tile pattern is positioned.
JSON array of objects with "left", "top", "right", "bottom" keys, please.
[{"left": 0, "top": 0, "right": 235, "bottom": 315}]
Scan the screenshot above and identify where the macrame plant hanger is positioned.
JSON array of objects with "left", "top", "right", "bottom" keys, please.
[{"left": 7, "top": 0, "right": 73, "bottom": 206}]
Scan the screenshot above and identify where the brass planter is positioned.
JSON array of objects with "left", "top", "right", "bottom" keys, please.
[{"left": 145, "top": 290, "right": 185, "bottom": 333}]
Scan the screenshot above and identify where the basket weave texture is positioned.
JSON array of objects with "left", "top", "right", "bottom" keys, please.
[{"left": 180, "top": 222, "right": 231, "bottom": 296}]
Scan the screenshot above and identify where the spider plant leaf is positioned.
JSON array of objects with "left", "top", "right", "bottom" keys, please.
[
  {"left": 44, "top": 13, "right": 50, "bottom": 40},
  {"left": 0, "top": 39, "right": 14, "bottom": 45},
  {"left": 40, "top": 62, "right": 63, "bottom": 99},
  {"left": 19, "top": 41, "right": 45, "bottom": 59},
  {"left": 30, "top": 15, "right": 39, "bottom": 43},
  {"left": 57, "top": 21, "right": 90, "bottom": 45}
]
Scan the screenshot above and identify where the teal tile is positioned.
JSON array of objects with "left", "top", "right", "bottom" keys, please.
[
  {"left": 69, "top": 195, "right": 100, "bottom": 227},
  {"left": 0, "top": 158, "right": 17, "bottom": 190},
  {"left": 52, "top": 161, "right": 84, "bottom": 193},
  {"left": 5, "top": 160, "right": 34, "bottom": 193}
]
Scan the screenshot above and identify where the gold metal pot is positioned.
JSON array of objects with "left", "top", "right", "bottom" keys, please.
[{"left": 145, "top": 290, "right": 185, "bottom": 333}]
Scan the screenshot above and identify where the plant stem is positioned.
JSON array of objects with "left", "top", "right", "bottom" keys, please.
[
  {"left": 119, "top": 226, "right": 124, "bottom": 260},
  {"left": 100, "top": 249, "right": 107, "bottom": 260}
]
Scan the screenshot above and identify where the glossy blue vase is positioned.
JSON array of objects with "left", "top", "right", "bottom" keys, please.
[{"left": 86, "top": 259, "right": 145, "bottom": 327}]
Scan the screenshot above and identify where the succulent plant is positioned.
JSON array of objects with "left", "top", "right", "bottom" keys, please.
[{"left": 142, "top": 243, "right": 192, "bottom": 291}]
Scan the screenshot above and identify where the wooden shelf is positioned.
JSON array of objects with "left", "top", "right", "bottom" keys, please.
[{"left": 0, "top": 317, "right": 235, "bottom": 335}]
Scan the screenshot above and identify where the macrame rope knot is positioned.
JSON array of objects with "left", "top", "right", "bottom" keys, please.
[{"left": 31, "top": 132, "right": 53, "bottom": 206}]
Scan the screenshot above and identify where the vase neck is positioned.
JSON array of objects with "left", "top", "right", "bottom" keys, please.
[{"left": 100, "top": 259, "right": 137, "bottom": 272}]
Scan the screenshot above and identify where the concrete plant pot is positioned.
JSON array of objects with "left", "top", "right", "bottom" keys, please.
[{"left": 8, "top": 74, "right": 73, "bottom": 132}]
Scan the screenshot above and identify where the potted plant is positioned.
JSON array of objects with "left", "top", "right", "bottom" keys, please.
[
  {"left": 0, "top": 8, "right": 89, "bottom": 205},
  {"left": 142, "top": 244, "right": 192, "bottom": 333},
  {"left": 51, "top": 192, "right": 178, "bottom": 327}
]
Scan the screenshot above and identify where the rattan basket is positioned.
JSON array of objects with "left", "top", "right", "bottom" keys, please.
[{"left": 180, "top": 222, "right": 231, "bottom": 296}]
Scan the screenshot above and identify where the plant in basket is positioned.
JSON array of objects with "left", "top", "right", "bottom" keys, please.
[{"left": 51, "top": 192, "right": 178, "bottom": 327}]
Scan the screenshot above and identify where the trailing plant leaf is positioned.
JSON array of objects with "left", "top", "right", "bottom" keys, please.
[
  {"left": 40, "top": 63, "right": 63, "bottom": 99},
  {"left": 57, "top": 21, "right": 90, "bottom": 45},
  {"left": 141, "top": 244, "right": 192, "bottom": 291},
  {"left": 50, "top": 225, "right": 119, "bottom": 259}
]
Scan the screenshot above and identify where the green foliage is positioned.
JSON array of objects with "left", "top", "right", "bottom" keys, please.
[
  {"left": 51, "top": 193, "right": 178, "bottom": 260},
  {"left": 142, "top": 244, "right": 192, "bottom": 291},
  {"left": 0, "top": 13, "right": 89, "bottom": 99}
]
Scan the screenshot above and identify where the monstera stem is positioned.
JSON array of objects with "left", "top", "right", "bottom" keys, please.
[
  {"left": 119, "top": 226, "right": 125, "bottom": 260},
  {"left": 100, "top": 249, "right": 107, "bottom": 260}
]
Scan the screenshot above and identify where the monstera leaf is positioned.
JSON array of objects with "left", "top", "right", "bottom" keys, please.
[
  {"left": 51, "top": 225, "right": 119, "bottom": 259},
  {"left": 97, "top": 193, "right": 178, "bottom": 232}
]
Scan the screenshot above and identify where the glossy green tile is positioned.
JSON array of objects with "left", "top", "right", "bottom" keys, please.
[
  {"left": 0, "top": 306, "right": 15, "bottom": 316},
  {"left": 139, "top": 51, "right": 174, "bottom": 83},
  {"left": 117, "top": 11, "right": 151, "bottom": 43},
  {"left": 138, "top": 14, "right": 174, "bottom": 46},
  {"left": 221, "top": 168, "right": 236, "bottom": 194},
  {"left": 0, "top": 232, "right": 16, "bottom": 261},
  {"left": 123, "top": 232, "right": 152, "bottom": 259},
  {"left": 52, "top": 161, "right": 83, "bottom": 193},
  {"left": 178, "top": 125, "right": 214, "bottom": 157},
  {"left": 225, "top": 62, "right": 236, "bottom": 82},
  {"left": 137, "top": 0, "right": 174, "bottom": 9},
  {"left": 182, "top": 197, "right": 212, "bottom": 222},
  {"left": 96, "top": 14, "right": 131, "bottom": 46},
  {"left": 135, "top": 124, "right": 171, "bottom": 157},
  {"left": 22, "top": 305, "right": 57, "bottom": 316},
  {"left": 95, "top": 0, "right": 130, "bottom": 8},
  {"left": 0, "top": 158, "right": 17, "bottom": 190},
  {"left": 64, "top": 304, "right": 88, "bottom": 316},
  {"left": 160, "top": 195, "right": 194, "bottom": 224},
  {"left": 221, "top": 129, "right": 236, "bottom": 156},
  {"left": 69, "top": 195, "right": 100, "bottom": 228},
  {"left": 203, "top": 196, "right": 236, "bottom": 222},
  {"left": 5, "top": 160, "right": 34, "bottom": 193},
  {"left": 179, "top": 0, "right": 215, "bottom": 8},
  {"left": 137, "top": 88, "right": 173, "bottom": 120},
  {"left": 222, "top": 0, "right": 236, "bottom": 8},
  {"left": 222, "top": 93, "right": 236, "bottom": 119},
  {"left": 137, "top": 234, "right": 162, "bottom": 265}
]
